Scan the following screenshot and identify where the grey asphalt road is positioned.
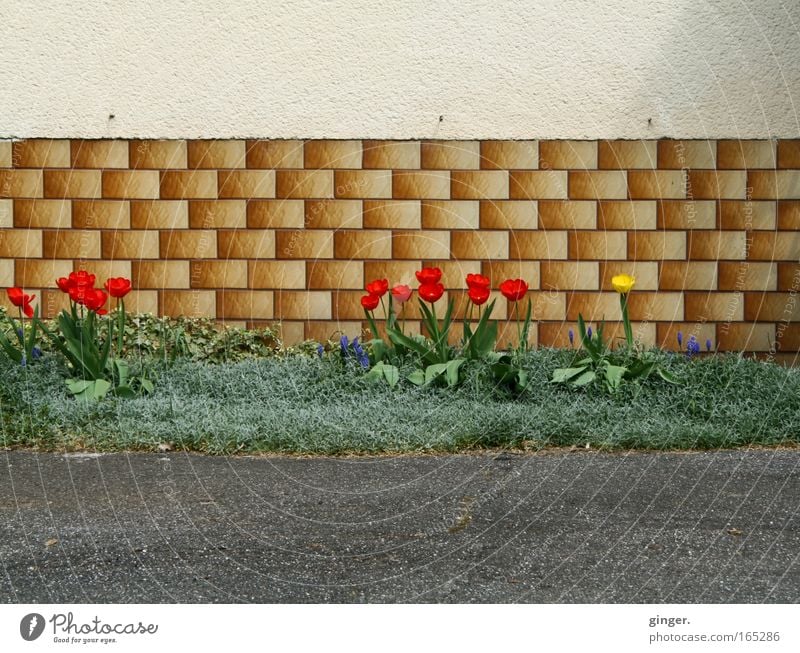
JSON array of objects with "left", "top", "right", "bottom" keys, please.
[{"left": 0, "top": 449, "right": 798, "bottom": 603}]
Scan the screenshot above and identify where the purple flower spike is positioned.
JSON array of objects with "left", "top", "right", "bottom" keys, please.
[
  {"left": 568, "top": 329, "right": 574, "bottom": 346},
  {"left": 686, "top": 335, "right": 700, "bottom": 358},
  {"left": 587, "top": 326, "right": 593, "bottom": 339},
  {"left": 706, "top": 339, "right": 712, "bottom": 352},
  {"left": 677, "top": 331, "right": 683, "bottom": 347}
]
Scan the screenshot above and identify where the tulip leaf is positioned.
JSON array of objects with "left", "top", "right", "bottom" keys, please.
[
  {"left": 603, "top": 364, "right": 627, "bottom": 392},
  {"left": 657, "top": 368, "right": 681, "bottom": 384},
  {"left": 572, "top": 369, "right": 596, "bottom": 386},
  {"left": 407, "top": 369, "right": 425, "bottom": 386},
  {"left": 551, "top": 366, "right": 589, "bottom": 383}
]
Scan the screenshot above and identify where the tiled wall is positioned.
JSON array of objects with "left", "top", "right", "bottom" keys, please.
[{"left": 1, "top": 138, "right": 799, "bottom": 359}]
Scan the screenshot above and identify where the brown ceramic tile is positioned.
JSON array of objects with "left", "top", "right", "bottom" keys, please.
[
  {"left": 305, "top": 141, "right": 362, "bottom": 169},
  {"left": 627, "top": 292, "right": 684, "bottom": 321},
  {"left": 13, "top": 199, "right": 71, "bottom": 228},
  {"left": 362, "top": 141, "right": 420, "bottom": 169},
  {"left": 421, "top": 141, "right": 480, "bottom": 170},
  {"left": 392, "top": 171, "right": 450, "bottom": 199},
  {"left": 744, "top": 293, "right": 800, "bottom": 321},
  {"left": 509, "top": 231, "right": 568, "bottom": 260},
  {"left": 509, "top": 171, "right": 568, "bottom": 199},
  {"left": 777, "top": 201, "right": 800, "bottom": 229},
  {"left": 247, "top": 200, "right": 305, "bottom": 228},
  {"left": 569, "top": 171, "right": 627, "bottom": 199},
  {"left": 748, "top": 231, "right": 800, "bottom": 260},
  {"left": 160, "top": 170, "right": 219, "bottom": 199},
  {"left": 334, "top": 170, "right": 392, "bottom": 199},
  {"left": 102, "top": 170, "right": 159, "bottom": 199},
  {"left": 718, "top": 201, "right": 776, "bottom": 230},
  {"left": 187, "top": 140, "right": 246, "bottom": 169},
  {"left": 12, "top": 139, "right": 70, "bottom": 168},
  {"left": 161, "top": 290, "right": 217, "bottom": 318},
  {"left": 687, "top": 170, "right": 746, "bottom": 199},
  {"left": 598, "top": 140, "right": 657, "bottom": 169},
  {"left": 306, "top": 260, "right": 364, "bottom": 290},
  {"left": 217, "top": 230, "right": 276, "bottom": 259},
  {"left": 102, "top": 230, "right": 160, "bottom": 259},
  {"left": 719, "top": 262, "right": 777, "bottom": 291},
  {"left": 276, "top": 170, "right": 335, "bottom": 199},
  {"left": 189, "top": 260, "right": 248, "bottom": 288},
  {"left": 539, "top": 141, "right": 597, "bottom": 169},
  {"left": 568, "top": 231, "right": 628, "bottom": 260},
  {"left": 275, "top": 291, "right": 332, "bottom": 320},
  {"left": 688, "top": 231, "right": 747, "bottom": 260},
  {"left": 717, "top": 323, "right": 775, "bottom": 352},
  {"left": 538, "top": 201, "right": 596, "bottom": 229},
  {"left": 275, "top": 230, "right": 334, "bottom": 259},
  {"left": 44, "top": 170, "right": 99, "bottom": 198},
  {"left": 248, "top": 261, "right": 306, "bottom": 289},
  {"left": 657, "top": 140, "right": 716, "bottom": 169},
  {"left": 72, "top": 200, "right": 130, "bottom": 229},
  {"left": 71, "top": 140, "right": 129, "bottom": 169},
  {"left": 659, "top": 261, "right": 718, "bottom": 290},
  {"left": 304, "top": 200, "right": 362, "bottom": 229},
  {"left": 421, "top": 201, "right": 479, "bottom": 229},
  {"left": 0, "top": 200, "right": 10, "bottom": 227},
  {"left": 392, "top": 230, "right": 451, "bottom": 259},
  {"left": 363, "top": 261, "right": 421, "bottom": 287},
  {"left": 479, "top": 201, "right": 537, "bottom": 230},
  {"left": 566, "top": 292, "right": 621, "bottom": 321},
  {"left": 451, "top": 170, "right": 509, "bottom": 199},
  {"left": 748, "top": 170, "right": 800, "bottom": 199},
  {"left": 130, "top": 140, "right": 188, "bottom": 169},
  {"left": 335, "top": 230, "right": 392, "bottom": 259},
  {"left": 0, "top": 229, "right": 42, "bottom": 257},
  {"left": 777, "top": 140, "right": 800, "bottom": 169},
  {"left": 597, "top": 201, "right": 656, "bottom": 229},
  {"left": 217, "top": 290, "right": 273, "bottom": 319},
  {"left": 628, "top": 231, "right": 687, "bottom": 260},
  {"left": 132, "top": 261, "right": 192, "bottom": 289},
  {"left": 481, "top": 261, "right": 540, "bottom": 289},
  {"left": 14, "top": 259, "right": 73, "bottom": 288},
  {"left": 159, "top": 230, "right": 217, "bottom": 259},
  {"left": 130, "top": 200, "right": 189, "bottom": 229},
  {"left": 246, "top": 140, "right": 304, "bottom": 169},
  {"left": 218, "top": 170, "right": 276, "bottom": 199},
  {"left": 628, "top": 170, "right": 686, "bottom": 199},
  {"left": 778, "top": 263, "right": 800, "bottom": 291},
  {"left": 189, "top": 200, "right": 247, "bottom": 229},
  {"left": 717, "top": 140, "right": 776, "bottom": 169},
  {"left": 599, "top": 261, "right": 659, "bottom": 290},
  {"left": 656, "top": 200, "right": 717, "bottom": 229},
  {"left": 540, "top": 261, "right": 599, "bottom": 290},
  {"left": 0, "top": 170, "right": 43, "bottom": 198},
  {"left": 480, "top": 141, "right": 538, "bottom": 170},
  {"left": 450, "top": 231, "right": 509, "bottom": 260},
  {"left": 362, "top": 200, "right": 421, "bottom": 229},
  {"left": 43, "top": 230, "right": 101, "bottom": 260}
]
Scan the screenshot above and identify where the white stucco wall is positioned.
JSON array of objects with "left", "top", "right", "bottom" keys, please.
[{"left": 1, "top": 0, "right": 798, "bottom": 139}]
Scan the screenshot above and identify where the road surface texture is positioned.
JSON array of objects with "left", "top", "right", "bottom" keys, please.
[{"left": 1, "top": 449, "right": 798, "bottom": 602}]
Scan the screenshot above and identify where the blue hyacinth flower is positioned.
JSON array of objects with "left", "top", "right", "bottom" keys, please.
[
  {"left": 686, "top": 335, "right": 700, "bottom": 358},
  {"left": 568, "top": 329, "right": 574, "bottom": 346},
  {"left": 706, "top": 339, "right": 712, "bottom": 352},
  {"left": 677, "top": 331, "right": 683, "bottom": 347}
]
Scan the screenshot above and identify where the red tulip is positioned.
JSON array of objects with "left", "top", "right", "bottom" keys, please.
[
  {"left": 391, "top": 284, "right": 412, "bottom": 303},
  {"left": 365, "top": 278, "right": 389, "bottom": 298},
  {"left": 56, "top": 277, "right": 71, "bottom": 292},
  {"left": 360, "top": 293, "right": 380, "bottom": 311},
  {"left": 499, "top": 278, "right": 528, "bottom": 302},
  {"left": 418, "top": 282, "right": 444, "bottom": 303},
  {"left": 83, "top": 288, "right": 108, "bottom": 315},
  {"left": 467, "top": 286, "right": 490, "bottom": 306},
  {"left": 466, "top": 273, "right": 490, "bottom": 290},
  {"left": 7, "top": 287, "right": 35, "bottom": 318},
  {"left": 415, "top": 267, "right": 442, "bottom": 285},
  {"left": 104, "top": 277, "right": 132, "bottom": 299}
]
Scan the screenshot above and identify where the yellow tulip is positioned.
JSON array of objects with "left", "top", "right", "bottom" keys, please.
[{"left": 611, "top": 273, "right": 636, "bottom": 295}]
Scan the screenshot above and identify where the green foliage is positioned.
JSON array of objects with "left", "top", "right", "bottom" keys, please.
[
  {"left": 552, "top": 315, "right": 679, "bottom": 393},
  {"left": 0, "top": 305, "right": 42, "bottom": 365}
]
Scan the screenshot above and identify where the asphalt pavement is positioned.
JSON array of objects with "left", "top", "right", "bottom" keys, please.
[{"left": 1, "top": 449, "right": 798, "bottom": 603}]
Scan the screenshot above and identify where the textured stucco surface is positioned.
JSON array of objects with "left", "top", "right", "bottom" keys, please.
[{"left": 1, "top": 0, "right": 799, "bottom": 139}]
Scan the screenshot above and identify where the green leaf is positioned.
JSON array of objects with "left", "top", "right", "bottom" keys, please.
[
  {"left": 140, "top": 378, "right": 155, "bottom": 394},
  {"left": 657, "top": 368, "right": 681, "bottom": 384},
  {"left": 551, "top": 366, "right": 588, "bottom": 383},
  {"left": 382, "top": 364, "right": 400, "bottom": 388},
  {"left": 407, "top": 369, "right": 425, "bottom": 386},
  {"left": 603, "top": 364, "right": 627, "bottom": 391},
  {"left": 444, "top": 358, "right": 464, "bottom": 387},
  {"left": 424, "top": 363, "right": 448, "bottom": 385},
  {"left": 66, "top": 379, "right": 92, "bottom": 395},
  {"left": 92, "top": 379, "right": 112, "bottom": 400},
  {"left": 572, "top": 369, "right": 596, "bottom": 386},
  {"left": 114, "top": 385, "right": 137, "bottom": 399}
]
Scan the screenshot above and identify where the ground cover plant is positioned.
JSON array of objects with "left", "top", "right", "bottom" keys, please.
[{"left": 1, "top": 268, "right": 799, "bottom": 454}]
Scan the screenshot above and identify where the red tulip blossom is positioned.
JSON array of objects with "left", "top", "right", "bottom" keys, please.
[
  {"left": 467, "top": 285, "right": 490, "bottom": 306},
  {"left": 360, "top": 293, "right": 380, "bottom": 311},
  {"left": 83, "top": 288, "right": 109, "bottom": 315},
  {"left": 465, "top": 273, "right": 490, "bottom": 290},
  {"left": 104, "top": 277, "right": 132, "bottom": 299},
  {"left": 415, "top": 267, "right": 442, "bottom": 285},
  {"left": 56, "top": 277, "right": 71, "bottom": 292},
  {"left": 499, "top": 278, "right": 529, "bottom": 302},
  {"left": 418, "top": 282, "right": 444, "bottom": 304},
  {"left": 365, "top": 278, "right": 389, "bottom": 298},
  {"left": 391, "top": 284, "right": 412, "bottom": 303},
  {"left": 7, "top": 287, "right": 36, "bottom": 318},
  {"left": 57, "top": 270, "right": 97, "bottom": 295}
]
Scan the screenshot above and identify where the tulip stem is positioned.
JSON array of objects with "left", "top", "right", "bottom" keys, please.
[{"left": 620, "top": 293, "right": 634, "bottom": 351}]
